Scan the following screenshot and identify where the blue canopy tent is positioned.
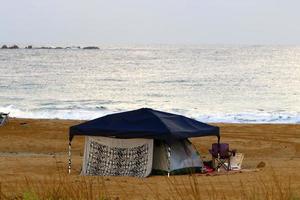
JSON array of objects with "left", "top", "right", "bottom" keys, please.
[
  {"left": 69, "top": 108, "right": 220, "bottom": 141},
  {"left": 68, "top": 108, "right": 220, "bottom": 175}
]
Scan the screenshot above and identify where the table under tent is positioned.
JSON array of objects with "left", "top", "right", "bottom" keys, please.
[{"left": 68, "top": 108, "right": 220, "bottom": 177}]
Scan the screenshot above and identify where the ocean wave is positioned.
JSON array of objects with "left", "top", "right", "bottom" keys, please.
[
  {"left": 1, "top": 105, "right": 299, "bottom": 123},
  {"left": 0, "top": 105, "right": 113, "bottom": 120},
  {"left": 194, "top": 112, "right": 300, "bottom": 124}
]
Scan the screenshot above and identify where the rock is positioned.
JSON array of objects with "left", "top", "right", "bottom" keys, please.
[
  {"left": 65, "top": 46, "right": 80, "bottom": 49},
  {"left": 256, "top": 161, "right": 266, "bottom": 168},
  {"left": 25, "top": 45, "right": 33, "bottom": 49},
  {"left": 39, "top": 46, "right": 53, "bottom": 49},
  {"left": 83, "top": 46, "right": 99, "bottom": 50},
  {"left": 1, "top": 45, "right": 8, "bottom": 49},
  {"left": 20, "top": 122, "right": 28, "bottom": 126},
  {"left": 9, "top": 45, "right": 19, "bottom": 49},
  {"left": 55, "top": 47, "right": 63, "bottom": 49}
]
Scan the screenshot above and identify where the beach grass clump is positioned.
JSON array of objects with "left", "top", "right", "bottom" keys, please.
[
  {"left": 0, "top": 168, "right": 109, "bottom": 200},
  {"left": 0, "top": 168, "right": 299, "bottom": 200},
  {"left": 152, "top": 169, "right": 299, "bottom": 200}
]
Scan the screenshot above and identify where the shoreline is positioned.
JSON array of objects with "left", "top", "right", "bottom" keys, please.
[{"left": 6, "top": 116, "right": 300, "bottom": 125}]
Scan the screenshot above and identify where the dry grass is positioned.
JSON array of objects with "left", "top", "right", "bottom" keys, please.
[
  {"left": 0, "top": 168, "right": 299, "bottom": 200},
  {"left": 164, "top": 170, "right": 299, "bottom": 200},
  {"left": 0, "top": 168, "right": 109, "bottom": 200}
]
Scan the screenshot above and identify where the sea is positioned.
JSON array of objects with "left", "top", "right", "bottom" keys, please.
[{"left": 0, "top": 45, "right": 299, "bottom": 123}]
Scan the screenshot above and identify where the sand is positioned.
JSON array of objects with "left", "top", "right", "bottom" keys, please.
[{"left": 0, "top": 118, "right": 300, "bottom": 199}]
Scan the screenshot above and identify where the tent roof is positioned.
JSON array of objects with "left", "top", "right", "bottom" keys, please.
[{"left": 69, "top": 108, "right": 220, "bottom": 142}]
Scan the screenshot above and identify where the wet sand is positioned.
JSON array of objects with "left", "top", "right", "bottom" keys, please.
[{"left": 0, "top": 118, "right": 300, "bottom": 199}]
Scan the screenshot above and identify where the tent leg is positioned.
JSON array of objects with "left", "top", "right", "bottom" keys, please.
[
  {"left": 68, "top": 141, "right": 72, "bottom": 174},
  {"left": 167, "top": 145, "right": 171, "bottom": 177}
]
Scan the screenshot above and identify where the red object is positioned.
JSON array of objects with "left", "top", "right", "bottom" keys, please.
[{"left": 204, "top": 165, "right": 214, "bottom": 173}]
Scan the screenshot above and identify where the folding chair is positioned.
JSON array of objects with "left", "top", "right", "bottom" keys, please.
[
  {"left": 209, "top": 143, "right": 236, "bottom": 171},
  {"left": 0, "top": 112, "right": 9, "bottom": 126}
]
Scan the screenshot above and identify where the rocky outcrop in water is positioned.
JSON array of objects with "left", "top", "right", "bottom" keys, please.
[
  {"left": 65, "top": 46, "right": 80, "bottom": 49},
  {"left": 39, "top": 46, "right": 53, "bottom": 49},
  {"left": 83, "top": 46, "right": 99, "bottom": 49},
  {"left": 9, "top": 45, "right": 19, "bottom": 49},
  {"left": 1, "top": 45, "right": 19, "bottom": 49},
  {"left": 1, "top": 45, "right": 97, "bottom": 49}
]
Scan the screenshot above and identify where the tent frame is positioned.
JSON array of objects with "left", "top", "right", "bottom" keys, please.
[
  {"left": 68, "top": 141, "right": 72, "bottom": 174},
  {"left": 167, "top": 145, "right": 171, "bottom": 177}
]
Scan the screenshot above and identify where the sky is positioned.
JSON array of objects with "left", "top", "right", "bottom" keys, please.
[{"left": 1, "top": 0, "right": 300, "bottom": 45}]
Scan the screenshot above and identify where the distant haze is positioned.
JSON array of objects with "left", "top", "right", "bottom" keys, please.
[{"left": 1, "top": 0, "right": 300, "bottom": 45}]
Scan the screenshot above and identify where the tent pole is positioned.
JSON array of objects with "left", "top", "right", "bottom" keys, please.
[
  {"left": 68, "top": 141, "right": 72, "bottom": 174},
  {"left": 167, "top": 145, "right": 171, "bottom": 177}
]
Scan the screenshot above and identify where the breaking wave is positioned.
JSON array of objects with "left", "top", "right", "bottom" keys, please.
[{"left": 1, "top": 105, "right": 299, "bottom": 123}]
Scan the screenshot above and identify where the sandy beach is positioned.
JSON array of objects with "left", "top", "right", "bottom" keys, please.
[{"left": 0, "top": 118, "right": 299, "bottom": 199}]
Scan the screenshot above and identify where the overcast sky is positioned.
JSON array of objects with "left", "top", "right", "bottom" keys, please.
[{"left": 1, "top": 0, "right": 300, "bottom": 45}]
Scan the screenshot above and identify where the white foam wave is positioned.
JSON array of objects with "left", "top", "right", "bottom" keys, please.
[
  {"left": 195, "top": 112, "right": 300, "bottom": 124},
  {"left": 0, "top": 105, "right": 113, "bottom": 120},
  {"left": 1, "top": 105, "right": 300, "bottom": 123}
]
